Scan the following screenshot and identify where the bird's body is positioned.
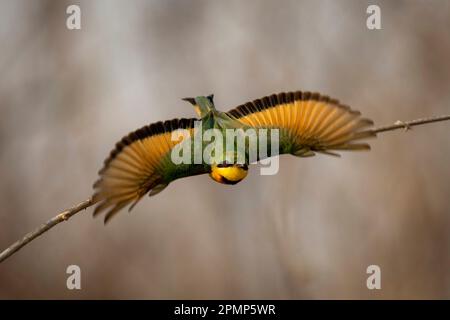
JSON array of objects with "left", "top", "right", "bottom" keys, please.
[{"left": 93, "top": 91, "right": 375, "bottom": 222}]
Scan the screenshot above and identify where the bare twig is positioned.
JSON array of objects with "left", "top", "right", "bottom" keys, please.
[
  {"left": 369, "top": 115, "right": 450, "bottom": 134},
  {"left": 0, "top": 197, "right": 96, "bottom": 263},
  {"left": 0, "top": 114, "right": 449, "bottom": 265}
]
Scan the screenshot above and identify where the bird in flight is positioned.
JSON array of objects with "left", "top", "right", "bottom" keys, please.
[
  {"left": 1, "top": 91, "right": 449, "bottom": 264},
  {"left": 92, "top": 91, "right": 377, "bottom": 223}
]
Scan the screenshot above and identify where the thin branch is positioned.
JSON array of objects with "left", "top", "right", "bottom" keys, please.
[
  {"left": 0, "top": 114, "right": 449, "bottom": 265},
  {"left": 0, "top": 197, "right": 96, "bottom": 263},
  {"left": 369, "top": 115, "right": 450, "bottom": 134}
]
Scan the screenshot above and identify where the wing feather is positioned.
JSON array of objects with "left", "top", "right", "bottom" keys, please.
[
  {"left": 93, "top": 118, "right": 207, "bottom": 223},
  {"left": 226, "top": 91, "right": 375, "bottom": 157}
]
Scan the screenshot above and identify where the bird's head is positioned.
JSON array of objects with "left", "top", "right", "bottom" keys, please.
[
  {"left": 182, "top": 94, "right": 215, "bottom": 117},
  {"left": 208, "top": 151, "right": 249, "bottom": 185},
  {"left": 210, "top": 162, "right": 248, "bottom": 185}
]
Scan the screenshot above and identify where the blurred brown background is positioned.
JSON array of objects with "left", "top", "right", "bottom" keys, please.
[{"left": 0, "top": 0, "right": 449, "bottom": 299}]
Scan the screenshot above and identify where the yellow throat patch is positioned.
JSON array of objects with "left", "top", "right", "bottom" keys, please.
[{"left": 210, "top": 164, "right": 248, "bottom": 185}]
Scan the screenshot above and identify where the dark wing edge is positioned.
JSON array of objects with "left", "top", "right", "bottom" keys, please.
[
  {"left": 226, "top": 90, "right": 376, "bottom": 158},
  {"left": 92, "top": 117, "right": 200, "bottom": 223}
]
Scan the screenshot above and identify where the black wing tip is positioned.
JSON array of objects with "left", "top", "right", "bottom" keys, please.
[{"left": 227, "top": 90, "right": 353, "bottom": 119}]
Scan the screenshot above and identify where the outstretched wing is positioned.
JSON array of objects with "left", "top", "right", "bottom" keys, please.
[
  {"left": 93, "top": 118, "right": 208, "bottom": 223},
  {"left": 226, "top": 91, "right": 376, "bottom": 158}
]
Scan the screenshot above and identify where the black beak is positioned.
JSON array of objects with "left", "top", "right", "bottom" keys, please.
[{"left": 182, "top": 97, "right": 196, "bottom": 105}]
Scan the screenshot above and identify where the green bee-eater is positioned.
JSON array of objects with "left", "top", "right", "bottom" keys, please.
[{"left": 93, "top": 91, "right": 374, "bottom": 222}]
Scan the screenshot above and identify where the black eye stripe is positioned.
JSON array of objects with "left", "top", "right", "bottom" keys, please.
[
  {"left": 216, "top": 163, "right": 248, "bottom": 169},
  {"left": 217, "top": 163, "right": 232, "bottom": 168}
]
